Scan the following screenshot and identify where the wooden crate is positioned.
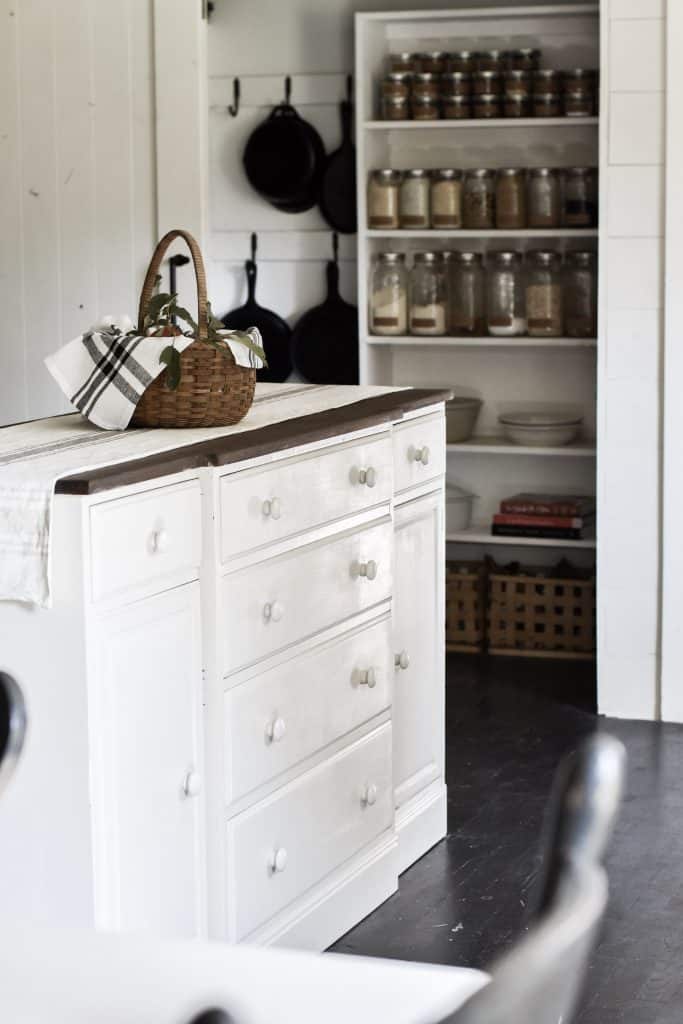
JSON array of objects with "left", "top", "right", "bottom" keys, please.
[
  {"left": 446, "top": 561, "right": 487, "bottom": 654},
  {"left": 488, "top": 567, "right": 596, "bottom": 659}
]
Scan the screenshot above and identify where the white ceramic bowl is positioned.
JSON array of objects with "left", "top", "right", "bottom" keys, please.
[
  {"left": 446, "top": 486, "right": 477, "bottom": 531},
  {"left": 446, "top": 398, "right": 483, "bottom": 443},
  {"left": 499, "top": 421, "right": 582, "bottom": 446}
]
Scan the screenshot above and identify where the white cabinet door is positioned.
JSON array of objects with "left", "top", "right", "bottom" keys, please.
[
  {"left": 393, "top": 490, "right": 445, "bottom": 809},
  {"left": 89, "top": 584, "right": 205, "bottom": 938}
]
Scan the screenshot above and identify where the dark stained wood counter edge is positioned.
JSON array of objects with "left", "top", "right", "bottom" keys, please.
[{"left": 55, "top": 388, "right": 453, "bottom": 495}]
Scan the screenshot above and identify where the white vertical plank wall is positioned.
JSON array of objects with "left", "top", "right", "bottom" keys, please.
[
  {"left": 597, "top": 0, "right": 666, "bottom": 720},
  {"left": 0, "top": 0, "right": 157, "bottom": 426}
]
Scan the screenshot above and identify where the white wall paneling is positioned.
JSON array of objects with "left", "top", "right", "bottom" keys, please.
[
  {"left": 661, "top": 0, "right": 683, "bottom": 722},
  {"left": 0, "top": 0, "right": 157, "bottom": 426}
]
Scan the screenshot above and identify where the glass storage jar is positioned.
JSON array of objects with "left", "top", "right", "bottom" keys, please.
[
  {"left": 528, "top": 167, "right": 561, "bottom": 228},
  {"left": 409, "top": 252, "right": 448, "bottom": 335},
  {"left": 411, "top": 94, "right": 440, "bottom": 120},
  {"left": 446, "top": 50, "right": 478, "bottom": 73},
  {"left": 564, "top": 250, "right": 597, "bottom": 338},
  {"left": 562, "top": 167, "right": 597, "bottom": 226},
  {"left": 449, "top": 251, "right": 486, "bottom": 336},
  {"left": 496, "top": 168, "right": 527, "bottom": 230},
  {"left": 486, "top": 251, "right": 526, "bottom": 336},
  {"left": 508, "top": 48, "right": 541, "bottom": 71},
  {"left": 563, "top": 88, "right": 595, "bottom": 117},
  {"left": 388, "top": 52, "right": 417, "bottom": 73},
  {"left": 526, "top": 250, "right": 563, "bottom": 337},
  {"left": 503, "top": 92, "right": 531, "bottom": 118},
  {"left": 412, "top": 72, "right": 440, "bottom": 101},
  {"left": 369, "top": 252, "right": 407, "bottom": 336},
  {"left": 367, "top": 169, "right": 402, "bottom": 229},
  {"left": 533, "top": 69, "right": 562, "bottom": 94},
  {"left": 473, "top": 70, "right": 503, "bottom": 95},
  {"left": 381, "top": 72, "right": 411, "bottom": 102},
  {"left": 431, "top": 169, "right": 463, "bottom": 228},
  {"left": 441, "top": 70, "right": 472, "bottom": 96},
  {"left": 503, "top": 70, "right": 531, "bottom": 97},
  {"left": 533, "top": 92, "right": 561, "bottom": 117},
  {"left": 473, "top": 93, "right": 501, "bottom": 119},
  {"left": 400, "top": 169, "right": 431, "bottom": 228},
  {"left": 478, "top": 49, "right": 507, "bottom": 72},
  {"left": 381, "top": 95, "right": 410, "bottom": 121},
  {"left": 564, "top": 68, "right": 597, "bottom": 92},
  {"left": 463, "top": 169, "right": 496, "bottom": 229},
  {"left": 420, "top": 51, "right": 446, "bottom": 74},
  {"left": 442, "top": 93, "right": 471, "bottom": 119}
]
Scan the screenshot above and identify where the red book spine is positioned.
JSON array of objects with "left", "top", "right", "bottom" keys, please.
[{"left": 493, "top": 513, "right": 584, "bottom": 529}]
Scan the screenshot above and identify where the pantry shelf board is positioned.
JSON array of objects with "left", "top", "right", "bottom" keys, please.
[
  {"left": 364, "top": 336, "right": 598, "bottom": 349},
  {"left": 364, "top": 118, "right": 599, "bottom": 131},
  {"left": 446, "top": 525, "right": 597, "bottom": 549},
  {"left": 365, "top": 229, "right": 599, "bottom": 240},
  {"left": 447, "top": 437, "right": 597, "bottom": 457}
]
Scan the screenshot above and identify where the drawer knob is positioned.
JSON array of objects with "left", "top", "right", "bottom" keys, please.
[
  {"left": 151, "top": 528, "right": 169, "bottom": 554},
  {"left": 183, "top": 770, "right": 202, "bottom": 798},
  {"left": 359, "top": 668, "right": 377, "bottom": 688},
  {"left": 358, "top": 467, "right": 377, "bottom": 488},
  {"left": 262, "top": 497, "right": 282, "bottom": 520},
  {"left": 362, "top": 783, "right": 378, "bottom": 807},
  {"left": 395, "top": 650, "right": 410, "bottom": 671},
  {"left": 263, "top": 601, "right": 284, "bottom": 623},
  {"left": 413, "top": 446, "right": 430, "bottom": 466},
  {"left": 265, "top": 717, "right": 286, "bottom": 743},
  {"left": 358, "top": 559, "right": 378, "bottom": 581},
  {"left": 268, "top": 847, "right": 288, "bottom": 874}
]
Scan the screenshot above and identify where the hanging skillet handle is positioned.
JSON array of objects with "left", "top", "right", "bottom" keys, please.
[
  {"left": 245, "top": 259, "right": 258, "bottom": 303},
  {"left": 138, "top": 229, "right": 208, "bottom": 339},
  {"left": 326, "top": 259, "right": 341, "bottom": 300}
]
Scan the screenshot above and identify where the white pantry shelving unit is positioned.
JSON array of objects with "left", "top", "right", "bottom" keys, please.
[{"left": 354, "top": 3, "right": 600, "bottom": 566}]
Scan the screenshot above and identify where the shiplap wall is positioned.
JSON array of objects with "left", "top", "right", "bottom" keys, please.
[
  {"left": 597, "top": 0, "right": 666, "bottom": 719},
  {"left": 0, "top": 0, "right": 157, "bottom": 426}
]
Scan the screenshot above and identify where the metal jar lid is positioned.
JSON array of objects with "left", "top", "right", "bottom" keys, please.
[
  {"left": 372, "top": 169, "right": 403, "bottom": 183},
  {"left": 383, "top": 95, "right": 409, "bottom": 106},
  {"left": 568, "top": 250, "right": 596, "bottom": 267},
  {"left": 453, "top": 251, "right": 482, "bottom": 264},
  {"left": 510, "top": 47, "right": 541, "bottom": 61},
  {"left": 441, "top": 93, "right": 471, "bottom": 105},
  {"left": 504, "top": 69, "right": 531, "bottom": 82},
  {"left": 447, "top": 49, "right": 478, "bottom": 60},
  {"left": 385, "top": 71, "right": 412, "bottom": 83},
  {"left": 498, "top": 167, "right": 525, "bottom": 177},
  {"left": 376, "top": 252, "right": 405, "bottom": 264},
  {"left": 439, "top": 250, "right": 457, "bottom": 262},
  {"left": 389, "top": 51, "right": 414, "bottom": 61},
  {"left": 529, "top": 166, "right": 559, "bottom": 177},
  {"left": 413, "top": 71, "right": 439, "bottom": 83},
  {"left": 466, "top": 168, "right": 495, "bottom": 178},
  {"left": 480, "top": 48, "right": 507, "bottom": 60},
  {"left": 534, "top": 69, "right": 561, "bottom": 81},
  {"left": 413, "top": 251, "right": 440, "bottom": 264},
  {"left": 442, "top": 70, "right": 471, "bottom": 82},
  {"left": 490, "top": 250, "right": 521, "bottom": 265},
  {"left": 528, "top": 249, "right": 560, "bottom": 266},
  {"left": 565, "top": 68, "right": 597, "bottom": 79},
  {"left": 475, "top": 69, "right": 502, "bottom": 82},
  {"left": 474, "top": 93, "right": 500, "bottom": 103},
  {"left": 433, "top": 168, "right": 463, "bottom": 180},
  {"left": 404, "top": 168, "right": 431, "bottom": 178},
  {"left": 566, "top": 166, "right": 593, "bottom": 176}
]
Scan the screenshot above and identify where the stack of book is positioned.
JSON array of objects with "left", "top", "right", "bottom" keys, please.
[{"left": 491, "top": 493, "right": 596, "bottom": 541}]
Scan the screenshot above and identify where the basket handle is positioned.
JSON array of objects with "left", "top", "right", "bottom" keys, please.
[{"left": 137, "top": 229, "right": 208, "bottom": 339}]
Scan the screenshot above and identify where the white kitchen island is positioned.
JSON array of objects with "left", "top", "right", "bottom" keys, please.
[{"left": 0, "top": 385, "right": 449, "bottom": 951}]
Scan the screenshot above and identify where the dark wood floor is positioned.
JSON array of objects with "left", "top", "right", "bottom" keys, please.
[{"left": 330, "top": 654, "right": 683, "bottom": 1024}]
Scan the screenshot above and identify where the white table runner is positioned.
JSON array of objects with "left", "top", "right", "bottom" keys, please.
[{"left": 0, "top": 384, "right": 402, "bottom": 607}]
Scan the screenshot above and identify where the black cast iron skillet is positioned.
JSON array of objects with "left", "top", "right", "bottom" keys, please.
[
  {"left": 221, "top": 237, "right": 292, "bottom": 382},
  {"left": 319, "top": 78, "right": 357, "bottom": 234},
  {"left": 291, "top": 235, "right": 359, "bottom": 384},
  {"left": 243, "top": 76, "right": 325, "bottom": 213}
]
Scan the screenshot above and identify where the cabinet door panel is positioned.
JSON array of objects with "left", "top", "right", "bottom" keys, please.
[
  {"left": 393, "top": 491, "right": 445, "bottom": 808},
  {"left": 90, "top": 585, "right": 204, "bottom": 937}
]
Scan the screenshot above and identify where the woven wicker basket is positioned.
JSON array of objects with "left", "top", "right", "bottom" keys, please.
[
  {"left": 130, "top": 229, "right": 256, "bottom": 429},
  {"left": 446, "top": 561, "right": 487, "bottom": 654}
]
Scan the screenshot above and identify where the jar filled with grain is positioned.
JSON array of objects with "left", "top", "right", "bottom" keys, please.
[
  {"left": 381, "top": 72, "right": 411, "bottom": 103},
  {"left": 487, "top": 251, "right": 527, "bottom": 336},
  {"left": 508, "top": 48, "right": 542, "bottom": 72},
  {"left": 420, "top": 51, "right": 446, "bottom": 74},
  {"left": 441, "top": 70, "right": 472, "bottom": 96},
  {"left": 449, "top": 251, "right": 486, "bottom": 336},
  {"left": 563, "top": 68, "right": 598, "bottom": 93},
  {"left": 367, "top": 170, "right": 402, "bottom": 229},
  {"left": 562, "top": 167, "right": 597, "bottom": 227},
  {"left": 442, "top": 93, "right": 472, "bottom": 120},
  {"left": 473, "top": 93, "right": 501, "bottom": 119},
  {"left": 369, "top": 253, "right": 408, "bottom": 336},
  {"left": 412, "top": 72, "right": 440, "bottom": 102},
  {"left": 446, "top": 50, "right": 479, "bottom": 73},
  {"left": 504, "top": 70, "right": 532, "bottom": 97},
  {"left": 478, "top": 49, "right": 508, "bottom": 72},
  {"left": 496, "top": 168, "right": 527, "bottom": 230},
  {"left": 528, "top": 167, "right": 561, "bottom": 228},
  {"left": 533, "top": 69, "right": 562, "bottom": 94},
  {"left": 409, "top": 252, "right": 448, "bottom": 335},
  {"left": 382, "top": 96, "right": 410, "bottom": 121},
  {"left": 431, "top": 169, "right": 463, "bottom": 228},
  {"left": 463, "top": 169, "right": 496, "bottom": 228},
  {"left": 400, "top": 169, "right": 431, "bottom": 228},
  {"left": 564, "top": 250, "right": 598, "bottom": 338},
  {"left": 473, "top": 70, "right": 503, "bottom": 95},
  {"left": 503, "top": 92, "right": 531, "bottom": 118},
  {"left": 411, "top": 94, "right": 440, "bottom": 120},
  {"left": 563, "top": 88, "right": 595, "bottom": 117},
  {"left": 533, "top": 92, "right": 561, "bottom": 117},
  {"left": 526, "top": 250, "right": 563, "bottom": 337},
  {"left": 388, "top": 52, "right": 418, "bottom": 73}
]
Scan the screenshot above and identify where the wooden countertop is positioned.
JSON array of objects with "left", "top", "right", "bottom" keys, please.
[{"left": 55, "top": 387, "right": 452, "bottom": 495}]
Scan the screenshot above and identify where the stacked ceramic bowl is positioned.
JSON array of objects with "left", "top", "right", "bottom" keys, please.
[{"left": 498, "top": 410, "right": 583, "bottom": 446}]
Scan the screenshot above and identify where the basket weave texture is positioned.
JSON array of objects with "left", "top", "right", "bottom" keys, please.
[
  {"left": 488, "top": 568, "right": 596, "bottom": 657},
  {"left": 130, "top": 229, "right": 256, "bottom": 429},
  {"left": 446, "top": 561, "right": 487, "bottom": 653}
]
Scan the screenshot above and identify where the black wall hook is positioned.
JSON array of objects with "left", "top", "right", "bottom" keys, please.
[
  {"left": 250, "top": 232, "right": 258, "bottom": 262},
  {"left": 284, "top": 75, "right": 292, "bottom": 104},
  {"left": 228, "top": 77, "right": 240, "bottom": 117}
]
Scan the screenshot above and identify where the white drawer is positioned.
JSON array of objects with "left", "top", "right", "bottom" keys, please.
[
  {"left": 393, "top": 413, "right": 445, "bottom": 495},
  {"left": 225, "top": 616, "right": 392, "bottom": 803},
  {"left": 219, "top": 433, "right": 393, "bottom": 561},
  {"left": 89, "top": 480, "right": 201, "bottom": 604},
  {"left": 221, "top": 518, "right": 392, "bottom": 675},
  {"left": 227, "top": 723, "right": 392, "bottom": 940}
]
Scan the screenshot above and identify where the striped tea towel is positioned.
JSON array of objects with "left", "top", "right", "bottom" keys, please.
[{"left": 45, "top": 315, "right": 264, "bottom": 431}]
